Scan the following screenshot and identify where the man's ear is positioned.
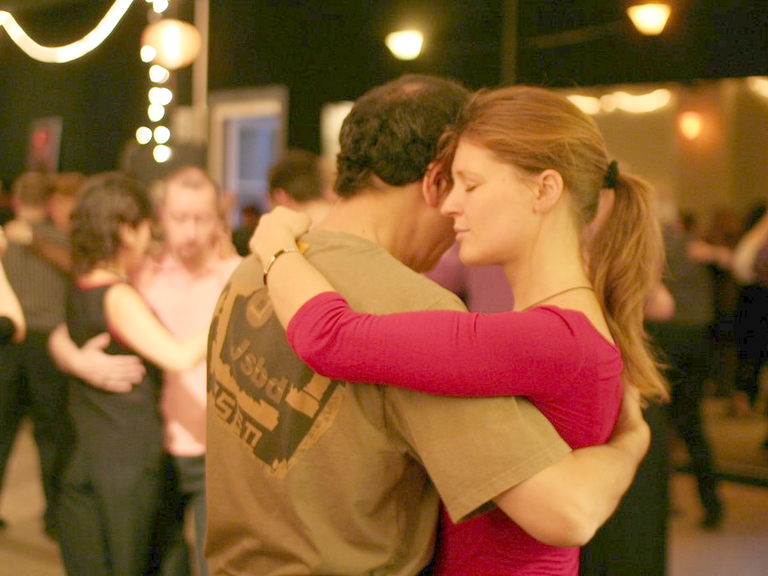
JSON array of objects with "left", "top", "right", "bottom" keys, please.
[
  {"left": 532, "top": 169, "right": 564, "bottom": 213},
  {"left": 421, "top": 162, "right": 447, "bottom": 208},
  {"left": 270, "top": 188, "right": 298, "bottom": 210}
]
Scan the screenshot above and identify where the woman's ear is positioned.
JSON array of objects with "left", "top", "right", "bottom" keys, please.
[
  {"left": 532, "top": 169, "right": 564, "bottom": 213},
  {"left": 117, "top": 222, "right": 135, "bottom": 247}
]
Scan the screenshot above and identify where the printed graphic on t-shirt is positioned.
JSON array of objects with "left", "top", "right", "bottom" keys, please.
[{"left": 208, "top": 281, "right": 345, "bottom": 477}]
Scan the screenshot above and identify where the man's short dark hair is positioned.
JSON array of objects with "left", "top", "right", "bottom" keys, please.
[
  {"left": 334, "top": 74, "right": 470, "bottom": 198},
  {"left": 268, "top": 149, "right": 324, "bottom": 204}
]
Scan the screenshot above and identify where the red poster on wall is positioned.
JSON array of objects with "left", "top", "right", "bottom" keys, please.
[{"left": 26, "top": 116, "right": 62, "bottom": 173}]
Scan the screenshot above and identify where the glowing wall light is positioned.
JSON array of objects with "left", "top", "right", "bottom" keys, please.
[
  {"left": 748, "top": 76, "right": 768, "bottom": 99},
  {"left": 385, "top": 30, "right": 424, "bottom": 60},
  {"left": 678, "top": 111, "right": 703, "bottom": 140},
  {"left": 626, "top": 3, "right": 672, "bottom": 36}
]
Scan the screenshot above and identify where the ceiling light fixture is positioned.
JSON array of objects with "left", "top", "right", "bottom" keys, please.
[
  {"left": 626, "top": 3, "right": 672, "bottom": 36},
  {"left": 385, "top": 30, "right": 424, "bottom": 60}
]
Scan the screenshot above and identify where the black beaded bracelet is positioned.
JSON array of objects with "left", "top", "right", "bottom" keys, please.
[{"left": 262, "top": 247, "right": 301, "bottom": 285}]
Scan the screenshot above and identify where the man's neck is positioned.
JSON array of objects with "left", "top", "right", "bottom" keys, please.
[
  {"left": 167, "top": 247, "right": 216, "bottom": 275},
  {"left": 298, "top": 199, "right": 332, "bottom": 226},
  {"left": 314, "top": 184, "right": 421, "bottom": 261}
]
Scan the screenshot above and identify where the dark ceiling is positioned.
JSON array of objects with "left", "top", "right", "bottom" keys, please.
[
  {"left": 0, "top": 0, "right": 84, "bottom": 10},
  {"left": 3, "top": 0, "right": 768, "bottom": 86},
  {"left": 2, "top": 0, "right": 768, "bottom": 179}
]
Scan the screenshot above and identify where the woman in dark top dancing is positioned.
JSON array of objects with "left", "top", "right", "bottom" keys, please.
[{"left": 58, "top": 172, "right": 207, "bottom": 576}]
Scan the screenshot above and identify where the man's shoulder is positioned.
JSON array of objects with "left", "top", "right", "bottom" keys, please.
[
  {"left": 210, "top": 252, "right": 243, "bottom": 278},
  {"left": 304, "top": 230, "right": 466, "bottom": 314}
]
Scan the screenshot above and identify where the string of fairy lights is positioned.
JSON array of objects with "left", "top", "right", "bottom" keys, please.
[
  {"left": 136, "top": 0, "right": 202, "bottom": 163},
  {"left": 1, "top": 0, "right": 200, "bottom": 165},
  {"left": 137, "top": 0, "right": 174, "bottom": 163}
]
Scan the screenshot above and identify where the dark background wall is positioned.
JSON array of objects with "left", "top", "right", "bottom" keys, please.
[{"left": 1, "top": 0, "right": 768, "bottom": 183}]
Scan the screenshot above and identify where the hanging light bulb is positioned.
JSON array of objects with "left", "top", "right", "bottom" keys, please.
[
  {"left": 385, "top": 30, "right": 424, "bottom": 60},
  {"left": 626, "top": 3, "right": 672, "bottom": 36}
]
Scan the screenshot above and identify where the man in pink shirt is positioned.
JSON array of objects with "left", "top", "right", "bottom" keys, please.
[
  {"left": 51, "top": 166, "right": 241, "bottom": 576},
  {"left": 136, "top": 166, "right": 241, "bottom": 576}
]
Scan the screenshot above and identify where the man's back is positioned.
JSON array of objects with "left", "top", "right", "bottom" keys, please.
[
  {"left": 206, "top": 229, "right": 567, "bottom": 575},
  {"left": 3, "top": 226, "right": 69, "bottom": 332}
]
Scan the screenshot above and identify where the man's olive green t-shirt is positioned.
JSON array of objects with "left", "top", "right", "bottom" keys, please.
[{"left": 205, "top": 229, "right": 570, "bottom": 575}]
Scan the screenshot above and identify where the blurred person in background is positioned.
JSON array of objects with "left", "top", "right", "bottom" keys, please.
[
  {"left": 232, "top": 149, "right": 336, "bottom": 256},
  {"left": 731, "top": 204, "right": 768, "bottom": 414},
  {"left": 0, "top": 225, "right": 25, "bottom": 344},
  {"left": 647, "top": 197, "right": 725, "bottom": 529},
  {"left": 52, "top": 166, "right": 241, "bottom": 576},
  {"left": 54, "top": 171, "right": 209, "bottom": 576},
  {"left": 0, "top": 171, "right": 71, "bottom": 536},
  {"left": 0, "top": 179, "right": 13, "bottom": 225},
  {"left": 231, "top": 204, "right": 262, "bottom": 256},
  {"left": 731, "top": 204, "right": 768, "bottom": 448}
]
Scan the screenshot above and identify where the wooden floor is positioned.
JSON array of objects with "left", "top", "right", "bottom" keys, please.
[{"left": 1, "top": 418, "right": 768, "bottom": 575}]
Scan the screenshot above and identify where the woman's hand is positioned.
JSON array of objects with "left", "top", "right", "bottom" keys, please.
[
  {"left": 0, "top": 226, "right": 6, "bottom": 257},
  {"left": 249, "top": 206, "right": 312, "bottom": 264}
]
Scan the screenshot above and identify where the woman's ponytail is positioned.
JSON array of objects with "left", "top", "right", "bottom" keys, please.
[{"left": 588, "top": 169, "right": 669, "bottom": 403}]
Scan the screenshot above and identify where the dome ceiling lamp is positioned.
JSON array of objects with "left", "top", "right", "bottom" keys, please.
[
  {"left": 626, "top": 2, "right": 672, "bottom": 36},
  {"left": 385, "top": 29, "right": 424, "bottom": 60},
  {"left": 140, "top": 17, "right": 202, "bottom": 70}
]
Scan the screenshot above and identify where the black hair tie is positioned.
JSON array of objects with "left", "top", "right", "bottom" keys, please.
[{"left": 603, "top": 160, "right": 619, "bottom": 189}]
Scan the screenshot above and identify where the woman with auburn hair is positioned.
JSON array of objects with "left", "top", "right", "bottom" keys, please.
[{"left": 251, "top": 86, "right": 668, "bottom": 575}]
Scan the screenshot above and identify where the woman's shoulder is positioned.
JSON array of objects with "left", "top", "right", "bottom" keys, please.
[{"left": 532, "top": 305, "right": 617, "bottom": 350}]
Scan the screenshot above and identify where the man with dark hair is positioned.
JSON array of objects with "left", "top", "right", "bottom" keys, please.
[
  {"left": 267, "top": 148, "right": 335, "bottom": 223},
  {"left": 232, "top": 149, "right": 335, "bottom": 256},
  {"left": 205, "top": 75, "right": 649, "bottom": 575}
]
